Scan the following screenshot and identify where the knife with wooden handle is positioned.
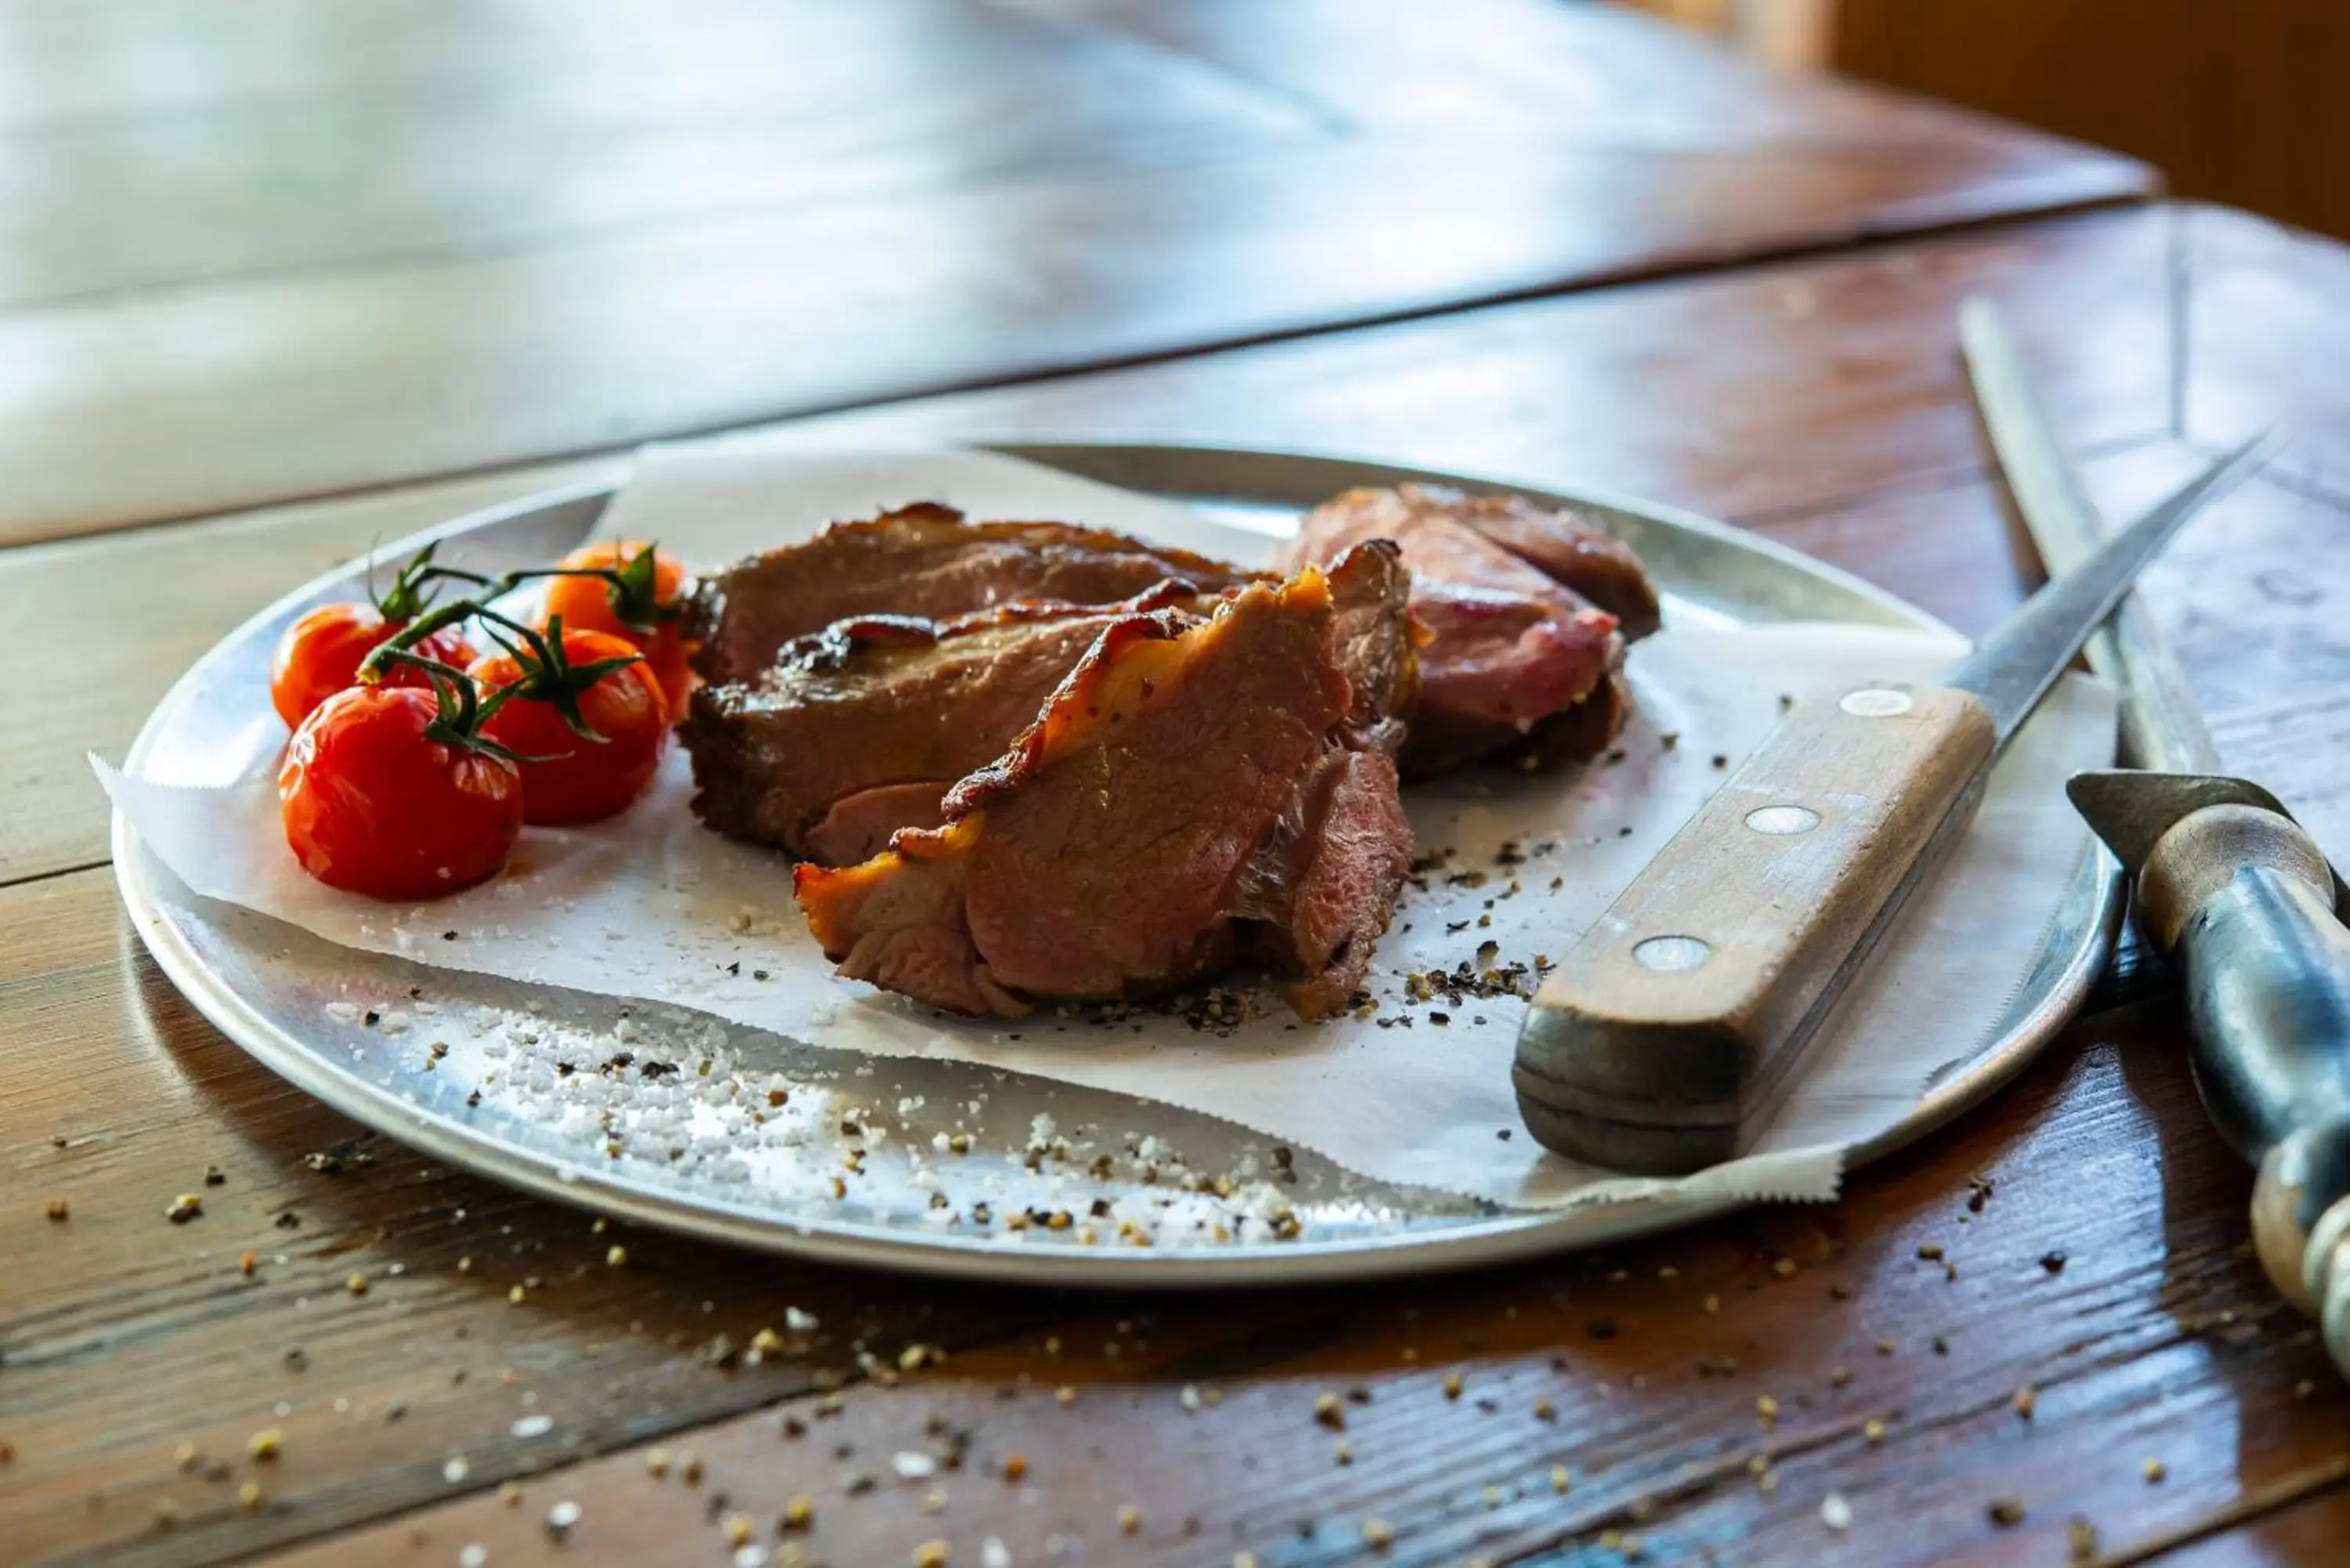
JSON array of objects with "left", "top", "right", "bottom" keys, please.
[
  {"left": 1511, "top": 432, "right": 2274, "bottom": 1176},
  {"left": 1963, "top": 295, "right": 2350, "bottom": 1383}
]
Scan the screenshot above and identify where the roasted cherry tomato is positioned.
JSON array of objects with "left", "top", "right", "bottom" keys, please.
[
  {"left": 269, "top": 603, "right": 476, "bottom": 729},
  {"left": 540, "top": 540, "right": 694, "bottom": 717},
  {"left": 279, "top": 685, "right": 522, "bottom": 901},
  {"left": 468, "top": 627, "right": 667, "bottom": 825}
]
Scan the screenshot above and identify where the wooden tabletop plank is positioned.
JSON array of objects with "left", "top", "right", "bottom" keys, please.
[
  {"left": 1025, "top": 0, "right": 2096, "bottom": 151},
  {"left": 0, "top": 139, "right": 2150, "bottom": 551},
  {"left": 0, "top": 0, "right": 1303, "bottom": 134},
  {"left": 247, "top": 1006, "right": 2347, "bottom": 1568},
  {"left": 0, "top": 1, "right": 2151, "bottom": 544},
  {"left": 0, "top": 0, "right": 1318, "bottom": 309},
  {"left": 2179, "top": 201, "right": 2350, "bottom": 503},
  {"left": 1, "top": 209, "right": 2182, "bottom": 887}
]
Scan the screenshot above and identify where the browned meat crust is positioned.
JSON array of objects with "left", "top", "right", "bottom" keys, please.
[
  {"left": 795, "top": 546, "right": 1415, "bottom": 1021},
  {"left": 688, "top": 503, "right": 1267, "bottom": 684}
]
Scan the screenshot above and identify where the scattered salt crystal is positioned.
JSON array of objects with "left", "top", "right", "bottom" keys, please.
[
  {"left": 785, "top": 1307, "right": 819, "bottom": 1333},
  {"left": 893, "top": 1451, "right": 937, "bottom": 1479},
  {"left": 458, "top": 1547, "right": 488, "bottom": 1568},
  {"left": 1822, "top": 1492, "right": 1852, "bottom": 1530},
  {"left": 732, "top": 1548, "right": 769, "bottom": 1568},
  {"left": 443, "top": 1456, "right": 469, "bottom": 1483},
  {"left": 511, "top": 1414, "right": 553, "bottom": 1440},
  {"left": 982, "top": 1540, "right": 1012, "bottom": 1568}
]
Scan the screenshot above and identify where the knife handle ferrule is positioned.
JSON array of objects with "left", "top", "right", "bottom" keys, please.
[{"left": 2151, "top": 804, "right": 2350, "bottom": 1380}]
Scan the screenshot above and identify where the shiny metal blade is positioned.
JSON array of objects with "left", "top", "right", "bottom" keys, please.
[
  {"left": 1943, "top": 429, "right": 2275, "bottom": 749},
  {"left": 1959, "top": 297, "right": 2225, "bottom": 771}
]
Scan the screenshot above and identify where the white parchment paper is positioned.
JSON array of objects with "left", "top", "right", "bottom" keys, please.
[{"left": 98, "top": 443, "right": 2115, "bottom": 1211}]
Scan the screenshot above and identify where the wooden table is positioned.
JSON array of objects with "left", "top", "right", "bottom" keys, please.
[{"left": 3, "top": 5, "right": 2344, "bottom": 1566}]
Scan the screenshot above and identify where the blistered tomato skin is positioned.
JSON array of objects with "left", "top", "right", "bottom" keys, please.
[
  {"left": 279, "top": 686, "right": 522, "bottom": 901},
  {"left": 541, "top": 540, "right": 695, "bottom": 718},
  {"left": 269, "top": 604, "right": 478, "bottom": 729},
  {"left": 468, "top": 629, "right": 667, "bottom": 826}
]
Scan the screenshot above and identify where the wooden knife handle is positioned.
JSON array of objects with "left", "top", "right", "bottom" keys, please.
[{"left": 1513, "top": 682, "right": 1996, "bottom": 1173}]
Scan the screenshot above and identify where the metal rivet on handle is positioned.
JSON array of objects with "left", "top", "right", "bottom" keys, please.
[
  {"left": 1744, "top": 804, "right": 1821, "bottom": 836},
  {"left": 1839, "top": 686, "right": 1914, "bottom": 717},
  {"left": 1632, "top": 935, "right": 1712, "bottom": 973}
]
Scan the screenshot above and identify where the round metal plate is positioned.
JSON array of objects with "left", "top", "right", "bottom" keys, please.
[{"left": 113, "top": 442, "right": 2121, "bottom": 1286}]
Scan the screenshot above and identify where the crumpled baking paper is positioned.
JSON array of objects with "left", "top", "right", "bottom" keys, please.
[{"left": 98, "top": 442, "right": 2114, "bottom": 1210}]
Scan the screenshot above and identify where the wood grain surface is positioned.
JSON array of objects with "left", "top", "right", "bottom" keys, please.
[
  {"left": 0, "top": 0, "right": 2148, "bottom": 545},
  {"left": 6, "top": 5, "right": 2348, "bottom": 1563},
  {"left": 12, "top": 193, "right": 2350, "bottom": 1565}
]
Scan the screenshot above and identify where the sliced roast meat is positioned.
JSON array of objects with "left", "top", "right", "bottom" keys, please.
[
  {"left": 795, "top": 547, "right": 1415, "bottom": 1020},
  {"left": 1408, "top": 484, "right": 1663, "bottom": 639},
  {"left": 1286, "top": 485, "right": 1652, "bottom": 776},
  {"left": 689, "top": 502, "right": 1266, "bottom": 683},
  {"left": 682, "top": 583, "right": 1210, "bottom": 862}
]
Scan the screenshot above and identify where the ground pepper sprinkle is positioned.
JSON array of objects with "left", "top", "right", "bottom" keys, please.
[{"left": 44, "top": 1199, "right": 67, "bottom": 1222}]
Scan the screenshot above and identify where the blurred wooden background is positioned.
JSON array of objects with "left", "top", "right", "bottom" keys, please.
[{"left": 1623, "top": 0, "right": 2350, "bottom": 244}]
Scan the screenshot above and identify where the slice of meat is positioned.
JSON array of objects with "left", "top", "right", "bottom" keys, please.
[
  {"left": 1396, "top": 484, "right": 1662, "bottom": 640},
  {"left": 1286, "top": 486, "right": 1652, "bottom": 776},
  {"left": 689, "top": 502, "right": 1266, "bottom": 683},
  {"left": 796, "top": 546, "right": 1415, "bottom": 1020},
  {"left": 681, "top": 583, "right": 1213, "bottom": 863}
]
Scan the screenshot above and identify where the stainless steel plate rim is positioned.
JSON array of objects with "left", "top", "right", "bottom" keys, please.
[{"left": 112, "top": 439, "right": 2121, "bottom": 1287}]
